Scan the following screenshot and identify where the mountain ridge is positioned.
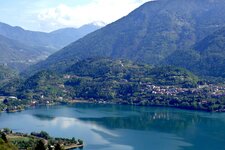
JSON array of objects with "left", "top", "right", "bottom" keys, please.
[
  {"left": 0, "top": 22, "right": 102, "bottom": 51},
  {"left": 26, "top": 0, "right": 225, "bottom": 77},
  {"left": 0, "top": 22, "right": 101, "bottom": 71},
  {"left": 0, "top": 34, "right": 49, "bottom": 71}
]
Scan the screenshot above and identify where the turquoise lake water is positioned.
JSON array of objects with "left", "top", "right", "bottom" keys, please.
[{"left": 0, "top": 103, "right": 225, "bottom": 150}]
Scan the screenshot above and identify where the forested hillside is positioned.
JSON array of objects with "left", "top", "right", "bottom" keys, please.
[{"left": 28, "top": 0, "right": 225, "bottom": 77}]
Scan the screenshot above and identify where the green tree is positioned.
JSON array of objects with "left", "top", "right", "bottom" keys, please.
[
  {"left": 55, "top": 143, "right": 62, "bottom": 150},
  {"left": 77, "top": 139, "right": 83, "bottom": 145},
  {"left": 35, "top": 140, "right": 45, "bottom": 150},
  {"left": 3, "top": 128, "right": 12, "bottom": 134},
  {"left": 1, "top": 133, "right": 8, "bottom": 143},
  {"left": 47, "top": 144, "right": 53, "bottom": 150},
  {"left": 39, "top": 131, "right": 50, "bottom": 140}
]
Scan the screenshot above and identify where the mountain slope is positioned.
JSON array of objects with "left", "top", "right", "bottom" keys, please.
[
  {"left": 4, "top": 58, "right": 213, "bottom": 111},
  {"left": 194, "top": 27, "right": 225, "bottom": 77},
  {"left": 5, "top": 58, "right": 225, "bottom": 112},
  {"left": 28, "top": 0, "right": 225, "bottom": 75},
  {"left": 0, "top": 22, "right": 101, "bottom": 51},
  {"left": 0, "top": 34, "right": 49, "bottom": 71},
  {"left": 0, "top": 65, "right": 17, "bottom": 85},
  {"left": 194, "top": 27, "right": 225, "bottom": 55},
  {"left": 165, "top": 27, "right": 225, "bottom": 77},
  {"left": 0, "top": 22, "right": 101, "bottom": 71}
]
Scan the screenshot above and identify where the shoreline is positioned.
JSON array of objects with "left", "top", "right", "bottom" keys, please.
[
  {"left": 1, "top": 129, "right": 84, "bottom": 150},
  {"left": 68, "top": 99, "right": 225, "bottom": 113},
  {"left": 1, "top": 98, "right": 225, "bottom": 114}
]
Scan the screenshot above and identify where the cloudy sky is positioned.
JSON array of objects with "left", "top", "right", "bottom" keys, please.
[{"left": 0, "top": 0, "right": 151, "bottom": 32}]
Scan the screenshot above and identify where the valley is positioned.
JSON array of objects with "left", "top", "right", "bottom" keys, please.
[
  {"left": 0, "top": 22, "right": 101, "bottom": 71},
  {"left": 0, "top": 0, "right": 225, "bottom": 149}
]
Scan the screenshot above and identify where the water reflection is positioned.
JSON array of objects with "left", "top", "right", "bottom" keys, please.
[
  {"left": 0, "top": 104, "right": 225, "bottom": 150},
  {"left": 48, "top": 117, "right": 117, "bottom": 137},
  {"left": 78, "top": 111, "right": 201, "bottom": 133},
  {"left": 33, "top": 114, "right": 55, "bottom": 121}
]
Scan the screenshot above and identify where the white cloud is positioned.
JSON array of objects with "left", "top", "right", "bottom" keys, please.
[{"left": 37, "top": 0, "right": 151, "bottom": 31}]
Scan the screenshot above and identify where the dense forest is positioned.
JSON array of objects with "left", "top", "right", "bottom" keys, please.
[{"left": 1, "top": 58, "right": 225, "bottom": 112}]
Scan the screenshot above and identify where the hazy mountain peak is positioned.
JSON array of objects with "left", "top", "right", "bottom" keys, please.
[{"left": 91, "top": 21, "right": 107, "bottom": 27}]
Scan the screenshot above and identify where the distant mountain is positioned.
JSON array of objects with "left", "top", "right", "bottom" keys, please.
[
  {"left": 0, "top": 22, "right": 101, "bottom": 71},
  {"left": 50, "top": 23, "right": 102, "bottom": 37},
  {"left": 0, "top": 34, "right": 49, "bottom": 71},
  {"left": 48, "top": 23, "right": 101, "bottom": 49},
  {"left": 0, "top": 22, "right": 101, "bottom": 51},
  {"left": 28, "top": 0, "right": 225, "bottom": 77}
]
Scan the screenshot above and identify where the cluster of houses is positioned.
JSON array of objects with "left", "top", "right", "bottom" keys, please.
[
  {"left": 200, "top": 84, "right": 225, "bottom": 97},
  {"left": 142, "top": 82, "right": 225, "bottom": 98},
  {"left": 145, "top": 84, "right": 189, "bottom": 96}
]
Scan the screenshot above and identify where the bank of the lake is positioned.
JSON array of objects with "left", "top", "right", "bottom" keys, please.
[
  {"left": 0, "top": 129, "right": 84, "bottom": 150},
  {"left": 1, "top": 58, "right": 225, "bottom": 113},
  {"left": 0, "top": 103, "right": 225, "bottom": 150}
]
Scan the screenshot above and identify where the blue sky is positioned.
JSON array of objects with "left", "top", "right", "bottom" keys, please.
[{"left": 0, "top": 0, "right": 150, "bottom": 32}]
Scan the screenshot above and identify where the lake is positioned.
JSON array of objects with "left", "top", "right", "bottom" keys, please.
[{"left": 0, "top": 103, "right": 225, "bottom": 150}]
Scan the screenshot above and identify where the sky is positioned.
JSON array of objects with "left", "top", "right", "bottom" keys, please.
[{"left": 0, "top": 0, "right": 151, "bottom": 32}]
